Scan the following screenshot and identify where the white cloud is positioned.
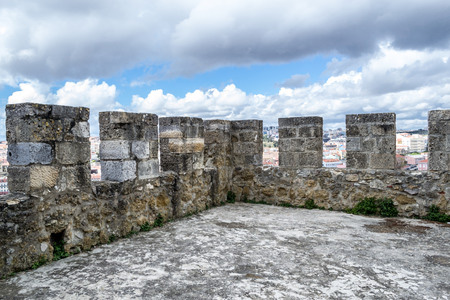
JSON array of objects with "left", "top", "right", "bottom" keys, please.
[
  {"left": 132, "top": 46, "right": 450, "bottom": 130},
  {"left": 6, "top": 79, "right": 120, "bottom": 136},
  {"left": 55, "top": 79, "right": 119, "bottom": 111},
  {"left": 7, "top": 81, "right": 51, "bottom": 104}
]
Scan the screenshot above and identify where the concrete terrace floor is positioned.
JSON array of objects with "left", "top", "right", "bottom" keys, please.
[{"left": 1, "top": 203, "right": 449, "bottom": 300}]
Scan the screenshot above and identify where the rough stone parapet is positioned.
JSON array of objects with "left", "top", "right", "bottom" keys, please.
[
  {"left": 278, "top": 116, "right": 323, "bottom": 168},
  {"left": 346, "top": 112, "right": 396, "bottom": 169},
  {"left": 6, "top": 103, "right": 91, "bottom": 193},
  {"left": 159, "top": 117, "right": 205, "bottom": 173},
  {"left": 232, "top": 166, "right": 449, "bottom": 217},
  {"left": 230, "top": 120, "right": 263, "bottom": 167},
  {"left": 428, "top": 110, "right": 450, "bottom": 171},
  {"left": 99, "top": 111, "right": 159, "bottom": 181}
]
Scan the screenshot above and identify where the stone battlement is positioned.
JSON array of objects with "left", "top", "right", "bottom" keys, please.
[{"left": 0, "top": 102, "right": 449, "bottom": 277}]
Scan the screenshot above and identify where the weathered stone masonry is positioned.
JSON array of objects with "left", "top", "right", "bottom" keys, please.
[{"left": 0, "top": 103, "right": 449, "bottom": 277}]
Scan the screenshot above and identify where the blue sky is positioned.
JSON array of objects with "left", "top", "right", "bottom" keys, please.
[
  {"left": 102, "top": 54, "right": 331, "bottom": 101},
  {"left": 1, "top": 0, "right": 450, "bottom": 138}
]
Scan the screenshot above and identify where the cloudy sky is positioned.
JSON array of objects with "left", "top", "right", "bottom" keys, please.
[{"left": 1, "top": 0, "right": 449, "bottom": 137}]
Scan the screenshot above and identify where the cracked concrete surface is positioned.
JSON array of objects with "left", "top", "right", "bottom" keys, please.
[{"left": 1, "top": 203, "right": 449, "bottom": 299}]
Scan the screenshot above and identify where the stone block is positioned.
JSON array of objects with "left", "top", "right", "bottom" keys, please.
[
  {"left": 137, "top": 159, "right": 159, "bottom": 179},
  {"left": 279, "top": 128, "right": 297, "bottom": 138},
  {"left": 99, "top": 112, "right": 158, "bottom": 141},
  {"left": 244, "top": 154, "right": 262, "bottom": 166},
  {"left": 298, "top": 152, "right": 322, "bottom": 168},
  {"left": 7, "top": 143, "right": 53, "bottom": 165},
  {"left": 100, "top": 141, "right": 130, "bottom": 160},
  {"left": 428, "top": 120, "right": 450, "bottom": 135},
  {"left": 278, "top": 139, "right": 290, "bottom": 152},
  {"left": 149, "top": 140, "right": 159, "bottom": 158},
  {"left": 101, "top": 160, "right": 136, "bottom": 182},
  {"left": 159, "top": 138, "right": 171, "bottom": 154},
  {"left": 7, "top": 166, "right": 31, "bottom": 193},
  {"left": 346, "top": 124, "right": 369, "bottom": 137},
  {"left": 159, "top": 126, "right": 183, "bottom": 139},
  {"left": 166, "top": 138, "right": 204, "bottom": 153},
  {"left": 370, "top": 124, "right": 396, "bottom": 136},
  {"left": 52, "top": 105, "right": 89, "bottom": 121},
  {"left": 304, "top": 138, "right": 322, "bottom": 152},
  {"left": 361, "top": 137, "right": 376, "bottom": 152},
  {"left": 132, "top": 141, "right": 150, "bottom": 159},
  {"left": 278, "top": 117, "right": 322, "bottom": 127},
  {"left": 297, "top": 126, "right": 322, "bottom": 138},
  {"left": 428, "top": 110, "right": 450, "bottom": 134},
  {"left": 447, "top": 135, "right": 450, "bottom": 152},
  {"left": 160, "top": 153, "right": 193, "bottom": 173},
  {"left": 369, "top": 153, "right": 395, "bottom": 169},
  {"left": 6, "top": 103, "right": 52, "bottom": 119},
  {"left": 231, "top": 120, "right": 262, "bottom": 131},
  {"left": 99, "top": 123, "right": 137, "bottom": 141},
  {"left": 100, "top": 111, "right": 157, "bottom": 125},
  {"left": 184, "top": 125, "right": 200, "bottom": 138},
  {"left": 346, "top": 137, "right": 361, "bottom": 151},
  {"left": 279, "top": 152, "right": 297, "bottom": 168},
  {"left": 204, "top": 130, "right": 230, "bottom": 144},
  {"left": 71, "top": 122, "right": 90, "bottom": 140},
  {"left": 203, "top": 120, "right": 231, "bottom": 131},
  {"left": 141, "top": 126, "right": 158, "bottom": 141},
  {"left": 428, "top": 135, "right": 445, "bottom": 152},
  {"left": 346, "top": 113, "right": 395, "bottom": 124},
  {"left": 429, "top": 152, "right": 449, "bottom": 171},
  {"left": 192, "top": 152, "right": 204, "bottom": 169},
  {"left": 239, "top": 131, "right": 261, "bottom": 143},
  {"left": 347, "top": 152, "right": 369, "bottom": 169},
  {"left": 159, "top": 117, "right": 203, "bottom": 139},
  {"left": 6, "top": 118, "right": 63, "bottom": 143},
  {"left": 377, "top": 136, "right": 396, "bottom": 153},
  {"left": 30, "top": 165, "right": 59, "bottom": 190},
  {"left": 59, "top": 165, "right": 91, "bottom": 191},
  {"left": 56, "top": 142, "right": 90, "bottom": 165},
  {"left": 233, "top": 142, "right": 258, "bottom": 154},
  {"left": 289, "top": 138, "right": 306, "bottom": 152}
]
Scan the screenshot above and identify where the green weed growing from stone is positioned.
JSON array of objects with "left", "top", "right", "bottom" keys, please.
[
  {"left": 31, "top": 256, "right": 48, "bottom": 269},
  {"left": 140, "top": 214, "right": 164, "bottom": 232},
  {"left": 1, "top": 272, "right": 16, "bottom": 280},
  {"left": 153, "top": 213, "right": 164, "bottom": 227},
  {"left": 52, "top": 240, "right": 71, "bottom": 261},
  {"left": 378, "top": 198, "right": 399, "bottom": 217},
  {"left": 226, "top": 191, "right": 236, "bottom": 203},
  {"left": 242, "top": 196, "right": 269, "bottom": 205},
  {"left": 108, "top": 234, "right": 118, "bottom": 243},
  {"left": 303, "top": 199, "right": 319, "bottom": 209},
  {"left": 423, "top": 205, "right": 450, "bottom": 223},
  {"left": 125, "top": 230, "right": 138, "bottom": 238},
  {"left": 348, "top": 197, "right": 398, "bottom": 217},
  {"left": 279, "top": 203, "right": 295, "bottom": 208},
  {"left": 140, "top": 222, "right": 152, "bottom": 232}
]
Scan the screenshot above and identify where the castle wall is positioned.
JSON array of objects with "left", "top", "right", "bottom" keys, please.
[
  {"left": 0, "top": 103, "right": 449, "bottom": 278},
  {"left": 231, "top": 167, "right": 449, "bottom": 216}
]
